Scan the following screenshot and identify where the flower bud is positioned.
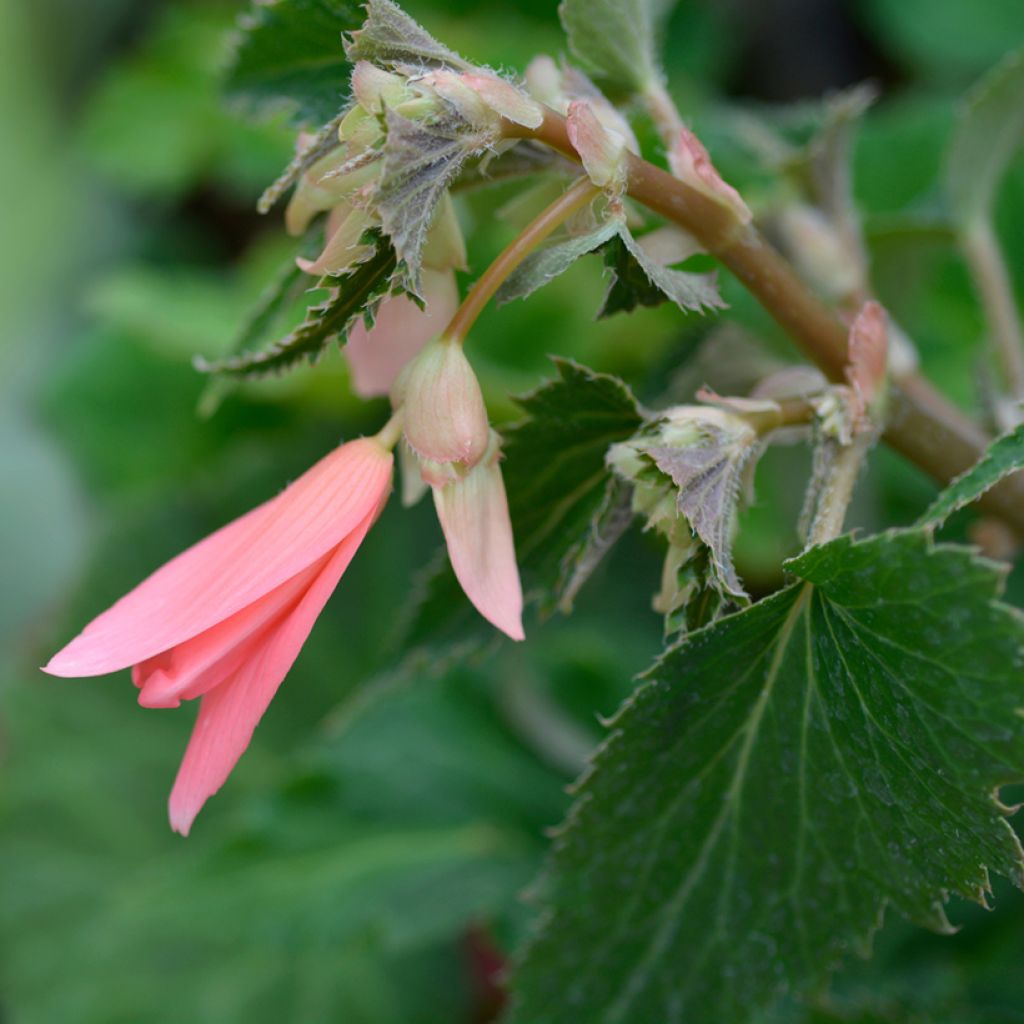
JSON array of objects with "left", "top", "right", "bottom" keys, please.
[
  {"left": 846, "top": 300, "right": 888, "bottom": 429},
  {"left": 351, "top": 61, "right": 408, "bottom": 113},
  {"left": 566, "top": 100, "right": 629, "bottom": 190},
  {"left": 524, "top": 55, "right": 562, "bottom": 108},
  {"left": 415, "top": 69, "right": 543, "bottom": 131},
  {"left": 431, "top": 431, "right": 524, "bottom": 640},
  {"left": 396, "top": 336, "right": 490, "bottom": 468},
  {"left": 297, "top": 202, "right": 376, "bottom": 277},
  {"left": 668, "top": 125, "right": 751, "bottom": 225},
  {"left": 421, "top": 191, "right": 467, "bottom": 272},
  {"left": 285, "top": 145, "right": 380, "bottom": 236}
]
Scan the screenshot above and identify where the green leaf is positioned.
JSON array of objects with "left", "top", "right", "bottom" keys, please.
[
  {"left": 600, "top": 225, "right": 724, "bottom": 318},
  {"left": 398, "top": 361, "right": 644, "bottom": 652},
  {"left": 919, "top": 423, "right": 1024, "bottom": 526},
  {"left": 497, "top": 219, "right": 620, "bottom": 305},
  {"left": 378, "top": 109, "right": 492, "bottom": 294},
  {"left": 558, "top": 0, "right": 674, "bottom": 95},
  {"left": 946, "top": 48, "right": 1024, "bottom": 226},
  {"left": 509, "top": 529, "right": 1024, "bottom": 1024},
  {"left": 225, "top": 0, "right": 363, "bottom": 126},
  {"left": 196, "top": 241, "right": 398, "bottom": 378},
  {"left": 345, "top": 0, "right": 470, "bottom": 70}
]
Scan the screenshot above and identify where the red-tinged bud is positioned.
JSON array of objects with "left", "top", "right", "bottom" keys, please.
[
  {"left": 431, "top": 431, "right": 524, "bottom": 641},
  {"left": 846, "top": 300, "right": 888, "bottom": 426},
  {"left": 395, "top": 336, "right": 490, "bottom": 469},
  {"left": 460, "top": 72, "right": 544, "bottom": 128},
  {"left": 668, "top": 125, "right": 751, "bottom": 225},
  {"left": 567, "top": 100, "right": 629, "bottom": 190},
  {"left": 297, "top": 203, "right": 376, "bottom": 277}
]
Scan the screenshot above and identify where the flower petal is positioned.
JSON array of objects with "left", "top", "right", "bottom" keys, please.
[
  {"left": 432, "top": 436, "right": 524, "bottom": 641},
  {"left": 167, "top": 509, "right": 377, "bottom": 836},
  {"left": 344, "top": 268, "right": 459, "bottom": 398},
  {"left": 132, "top": 552, "right": 331, "bottom": 709},
  {"left": 45, "top": 440, "right": 393, "bottom": 678}
]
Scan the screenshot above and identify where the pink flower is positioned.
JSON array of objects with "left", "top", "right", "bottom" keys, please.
[
  {"left": 44, "top": 438, "right": 394, "bottom": 835},
  {"left": 344, "top": 268, "right": 460, "bottom": 398}
]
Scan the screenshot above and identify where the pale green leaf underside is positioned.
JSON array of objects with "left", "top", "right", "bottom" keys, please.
[
  {"left": 919, "top": 423, "right": 1024, "bottom": 526},
  {"left": 946, "top": 47, "right": 1024, "bottom": 224},
  {"left": 509, "top": 530, "right": 1024, "bottom": 1024},
  {"left": 558, "top": 0, "right": 672, "bottom": 94}
]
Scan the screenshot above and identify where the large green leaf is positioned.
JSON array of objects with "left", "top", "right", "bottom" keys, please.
[
  {"left": 558, "top": 0, "right": 675, "bottom": 95},
  {"left": 508, "top": 530, "right": 1024, "bottom": 1024},
  {"left": 225, "top": 0, "right": 363, "bottom": 126},
  {"left": 946, "top": 48, "right": 1024, "bottom": 226},
  {"left": 919, "top": 423, "right": 1024, "bottom": 526}
]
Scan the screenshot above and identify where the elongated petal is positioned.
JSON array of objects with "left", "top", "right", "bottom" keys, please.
[
  {"left": 344, "top": 268, "right": 459, "bottom": 398},
  {"left": 167, "top": 510, "right": 378, "bottom": 835},
  {"left": 399, "top": 337, "right": 490, "bottom": 468},
  {"left": 132, "top": 553, "right": 330, "bottom": 709},
  {"left": 567, "top": 100, "right": 627, "bottom": 189},
  {"left": 667, "top": 125, "right": 751, "bottom": 224},
  {"left": 432, "top": 438, "right": 524, "bottom": 640},
  {"left": 297, "top": 204, "right": 375, "bottom": 277},
  {"left": 45, "top": 440, "right": 393, "bottom": 677}
]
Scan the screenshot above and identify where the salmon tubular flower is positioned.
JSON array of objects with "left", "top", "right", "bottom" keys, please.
[
  {"left": 44, "top": 438, "right": 395, "bottom": 836},
  {"left": 430, "top": 431, "right": 524, "bottom": 641}
]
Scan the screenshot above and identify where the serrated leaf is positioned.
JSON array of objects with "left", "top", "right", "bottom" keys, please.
[
  {"left": 558, "top": 0, "right": 673, "bottom": 95},
  {"left": 599, "top": 224, "right": 724, "bottom": 318},
  {"left": 497, "top": 218, "right": 620, "bottom": 305},
  {"left": 345, "top": 0, "right": 470, "bottom": 70},
  {"left": 378, "top": 108, "right": 492, "bottom": 294},
  {"left": 919, "top": 423, "right": 1024, "bottom": 526},
  {"left": 398, "top": 360, "right": 644, "bottom": 653},
  {"left": 225, "top": 0, "right": 362, "bottom": 126},
  {"left": 509, "top": 529, "right": 1024, "bottom": 1024},
  {"left": 196, "top": 242, "right": 397, "bottom": 378},
  {"left": 947, "top": 48, "right": 1024, "bottom": 226}
]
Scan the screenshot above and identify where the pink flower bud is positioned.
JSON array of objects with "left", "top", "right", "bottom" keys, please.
[
  {"left": 432, "top": 432, "right": 524, "bottom": 640},
  {"left": 846, "top": 300, "right": 888, "bottom": 426},
  {"left": 668, "top": 125, "right": 751, "bottom": 225},
  {"left": 566, "top": 100, "right": 629, "bottom": 189},
  {"left": 460, "top": 72, "right": 544, "bottom": 128},
  {"left": 344, "top": 268, "right": 459, "bottom": 398},
  {"left": 396, "top": 336, "right": 491, "bottom": 468},
  {"left": 296, "top": 202, "right": 376, "bottom": 277}
]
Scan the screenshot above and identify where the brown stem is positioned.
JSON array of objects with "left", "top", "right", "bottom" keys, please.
[
  {"left": 445, "top": 176, "right": 600, "bottom": 343},
  {"left": 504, "top": 110, "right": 1024, "bottom": 534}
]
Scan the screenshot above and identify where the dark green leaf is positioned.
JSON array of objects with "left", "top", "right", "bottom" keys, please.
[
  {"left": 599, "top": 225, "right": 724, "bottom": 318},
  {"left": 225, "top": 0, "right": 363, "bottom": 126},
  {"left": 196, "top": 242, "right": 397, "bottom": 378},
  {"left": 345, "top": 0, "right": 470, "bottom": 70},
  {"left": 558, "top": 0, "right": 674, "bottom": 95},
  {"left": 919, "top": 423, "right": 1024, "bottom": 526},
  {"left": 497, "top": 219, "right": 620, "bottom": 305},
  {"left": 509, "top": 529, "right": 1024, "bottom": 1024},
  {"left": 946, "top": 48, "right": 1024, "bottom": 225}
]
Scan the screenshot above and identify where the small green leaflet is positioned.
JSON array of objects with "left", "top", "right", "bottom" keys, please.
[
  {"left": 508, "top": 529, "right": 1024, "bottom": 1024},
  {"left": 946, "top": 47, "right": 1024, "bottom": 226},
  {"left": 345, "top": 0, "right": 470, "bottom": 70},
  {"left": 397, "top": 360, "right": 644, "bottom": 654},
  {"left": 196, "top": 242, "right": 397, "bottom": 378},
  {"left": 600, "top": 225, "right": 724, "bottom": 317},
  {"left": 919, "top": 423, "right": 1024, "bottom": 526},
  {"left": 378, "top": 109, "right": 491, "bottom": 295},
  {"left": 558, "top": 0, "right": 675, "bottom": 95},
  {"left": 497, "top": 219, "right": 620, "bottom": 305},
  {"left": 224, "top": 0, "right": 362, "bottom": 125}
]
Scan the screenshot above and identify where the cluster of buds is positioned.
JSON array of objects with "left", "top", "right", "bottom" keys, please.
[{"left": 608, "top": 402, "right": 774, "bottom": 633}]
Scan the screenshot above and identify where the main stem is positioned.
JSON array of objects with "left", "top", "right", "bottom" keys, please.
[
  {"left": 504, "top": 110, "right": 1024, "bottom": 535},
  {"left": 445, "top": 176, "right": 600, "bottom": 343}
]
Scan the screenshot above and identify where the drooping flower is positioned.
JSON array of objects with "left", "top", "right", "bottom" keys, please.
[
  {"left": 430, "top": 430, "right": 524, "bottom": 640},
  {"left": 44, "top": 438, "right": 394, "bottom": 835}
]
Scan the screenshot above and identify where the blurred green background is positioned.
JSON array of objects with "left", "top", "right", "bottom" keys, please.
[{"left": 3, "top": 0, "right": 1024, "bottom": 1020}]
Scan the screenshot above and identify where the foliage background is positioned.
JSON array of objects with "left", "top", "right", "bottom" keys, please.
[{"left": 2, "top": 0, "right": 1024, "bottom": 1020}]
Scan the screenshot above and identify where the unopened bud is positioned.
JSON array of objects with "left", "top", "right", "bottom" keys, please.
[
  {"left": 524, "top": 55, "right": 562, "bottom": 108},
  {"left": 846, "top": 300, "right": 888, "bottom": 428},
  {"left": 284, "top": 146, "right": 380, "bottom": 236},
  {"left": 668, "top": 125, "right": 751, "bottom": 225},
  {"left": 297, "top": 202, "right": 376, "bottom": 277},
  {"left": 567, "top": 100, "right": 629, "bottom": 190},
  {"left": 421, "top": 191, "right": 467, "bottom": 272},
  {"left": 414, "top": 69, "right": 543, "bottom": 131},
  {"left": 351, "top": 61, "right": 408, "bottom": 113},
  {"left": 395, "top": 336, "right": 490, "bottom": 468}
]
